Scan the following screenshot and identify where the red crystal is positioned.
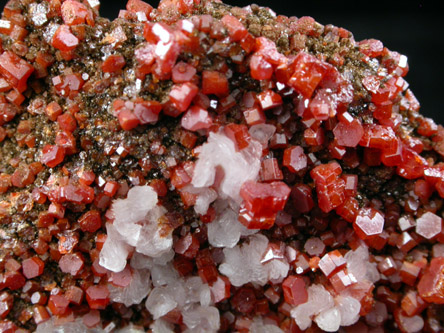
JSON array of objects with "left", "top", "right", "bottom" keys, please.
[
  {"left": 52, "top": 25, "right": 79, "bottom": 52},
  {"left": 61, "top": 0, "right": 92, "bottom": 26},
  {"left": 126, "top": 0, "right": 153, "bottom": 16},
  {"left": 102, "top": 54, "right": 126, "bottom": 73},
  {"left": 333, "top": 115, "right": 364, "bottom": 147},
  {"left": 0, "top": 51, "right": 34, "bottom": 93},
  {"left": 221, "top": 15, "right": 248, "bottom": 42},
  {"left": 181, "top": 106, "right": 213, "bottom": 131},
  {"left": 282, "top": 275, "right": 308, "bottom": 306},
  {"left": 359, "top": 39, "right": 384, "bottom": 57},
  {"left": 239, "top": 180, "right": 291, "bottom": 220},
  {"left": 231, "top": 287, "right": 256, "bottom": 314},
  {"left": 59, "top": 253, "right": 84, "bottom": 276},
  {"left": 22, "top": 257, "right": 44, "bottom": 279},
  {"left": 257, "top": 90, "right": 283, "bottom": 110},
  {"left": 85, "top": 285, "right": 110, "bottom": 310},
  {"left": 172, "top": 61, "right": 196, "bottom": 83},
  {"left": 415, "top": 211, "right": 442, "bottom": 240},
  {"left": 417, "top": 257, "right": 444, "bottom": 304},
  {"left": 283, "top": 146, "right": 307, "bottom": 173},
  {"left": 41, "top": 145, "right": 65, "bottom": 168},
  {"left": 202, "top": 70, "right": 229, "bottom": 96},
  {"left": 310, "top": 162, "right": 345, "bottom": 213},
  {"left": 288, "top": 51, "right": 327, "bottom": 98},
  {"left": 169, "top": 82, "right": 199, "bottom": 112},
  {"left": 48, "top": 294, "right": 69, "bottom": 316},
  {"left": 249, "top": 54, "right": 273, "bottom": 80}
]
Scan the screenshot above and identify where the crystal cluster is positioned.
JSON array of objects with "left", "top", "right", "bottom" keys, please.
[{"left": 0, "top": 0, "right": 443, "bottom": 332}]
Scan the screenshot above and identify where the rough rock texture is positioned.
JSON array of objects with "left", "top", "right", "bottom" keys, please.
[{"left": 0, "top": 0, "right": 443, "bottom": 332}]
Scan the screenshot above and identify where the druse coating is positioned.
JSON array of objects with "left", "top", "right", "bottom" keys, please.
[{"left": 0, "top": 0, "right": 443, "bottom": 332}]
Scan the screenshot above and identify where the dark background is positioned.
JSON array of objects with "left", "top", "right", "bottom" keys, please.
[{"left": 1, "top": 0, "right": 444, "bottom": 124}]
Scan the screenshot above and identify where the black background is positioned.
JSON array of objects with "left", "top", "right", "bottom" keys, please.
[{"left": 1, "top": 0, "right": 444, "bottom": 124}]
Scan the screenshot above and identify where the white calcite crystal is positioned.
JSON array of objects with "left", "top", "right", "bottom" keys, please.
[
  {"left": 219, "top": 234, "right": 289, "bottom": 286},
  {"left": 99, "top": 223, "right": 132, "bottom": 272},
  {"left": 114, "top": 325, "right": 145, "bottom": 333},
  {"left": 191, "top": 131, "right": 262, "bottom": 204},
  {"left": 291, "top": 284, "right": 334, "bottom": 331},
  {"left": 208, "top": 206, "right": 251, "bottom": 248},
  {"left": 345, "top": 245, "right": 380, "bottom": 283},
  {"left": 108, "top": 269, "right": 151, "bottom": 307},
  {"left": 99, "top": 186, "right": 173, "bottom": 273},
  {"left": 28, "top": 2, "right": 48, "bottom": 27},
  {"left": 149, "top": 262, "right": 180, "bottom": 288},
  {"left": 145, "top": 276, "right": 212, "bottom": 321},
  {"left": 145, "top": 285, "right": 179, "bottom": 319},
  {"left": 36, "top": 318, "right": 104, "bottom": 333},
  {"left": 314, "top": 307, "right": 341, "bottom": 332},
  {"left": 182, "top": 185, "right": 218, "bottom": 215},
  {"left": 335, "top": 295, "right": 361, "bottom": 326},
  {"left": 150, "top": 319, "right": 175, "bottom": 333},
  {"left": 291, "top": 284, "right": 362, "bottom": 331},
  {"left": 135, "top": 206, "right": 172, "bottom": 258},
  {"left": 250, "top": 317, "right": 284, "bottom": 333},
  {"left": 113, "top": 185, "right": 158, "bottom": 246},
  {"left": 248, "top": 123, "right": 276, "bottom": 148},
  {"left": 182, "top": 305, "right": 220, "bottom": 333}
]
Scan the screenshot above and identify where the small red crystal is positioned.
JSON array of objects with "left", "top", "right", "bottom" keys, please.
[
  {"left": 41, "top": 144, "right": 65, "bottom": 168},
  {"left": 52, "top": 25, "right": 79, "bottom": 52},
  {"left": 202, "top": 70, "right": 229, "bottom": 96},
  {"left": 0, "top": 51, "right": 34, "bottom": 93},
  {"left": 85, "top": 285, "right": 110, "bottom": 310},
  {"left": 354, "top": 207, "right": 385, "bottom": 240},
  {"left": 22, "top": 257, "right": 44, "bottom": 279},
  {"left": 79, "top": 210, "right": 102, "bottom": 233},
  {"left": 282, "top": 276, "right": 308, "bottom": 306}
]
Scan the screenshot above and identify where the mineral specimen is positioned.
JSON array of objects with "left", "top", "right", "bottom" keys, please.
[{"left": 0, "top": 0, "right": 443, "bottom": 332}]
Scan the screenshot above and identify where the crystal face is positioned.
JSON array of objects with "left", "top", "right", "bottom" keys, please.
[{"left": 0, "top": 0, "right": 444, "bottom": 332}]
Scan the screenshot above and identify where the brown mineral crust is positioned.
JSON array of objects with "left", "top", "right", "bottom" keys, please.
[{"left": 0, "top": 0, "right": 443, "bottom": 331}]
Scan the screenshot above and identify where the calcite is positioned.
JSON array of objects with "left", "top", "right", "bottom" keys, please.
[{"left": 0, "top": 0, "right": 443, "bottom": 332}]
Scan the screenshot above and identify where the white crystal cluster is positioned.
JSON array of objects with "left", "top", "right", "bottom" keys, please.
[
  {"left": 207, "top": 202, "right": 258, "bottom": 249},
  {"left": 185, "top": 130, "right": 262, "bottom": 214},
  {"left": 219, "top": 234, "right": 289, "bottom": 286},
  {"left": 291, "top": 245, "right": 378, "bottom": 332},
  {"left": 99, "top": 185, "right": 172, "bottom": 272}
]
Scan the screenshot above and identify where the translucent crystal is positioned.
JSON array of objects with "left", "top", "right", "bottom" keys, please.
[
  {"left": 99, "top": 223, "right": 132, "bottom": 273},
  {"left": 150, "top": 319, "right": 174, "bottom": 333},
  {"left": 250, "top": 317, "right": 284, "bottom": 333},
  {"left": 207, "top": 207, "right": 245, "bottom": 248},
  {"left": 108, "top": 269, "right": 151, "bottom": 307},
  {"left": 335, "top": 295, "right": 361, "bottom": 326},
  {"left": 135, "top": 206, "right": 172, "bottom": 258},
  {"left": 314, "top": 307, "right": 341, "bottom": 332},
  {"left": 192, "top": 131, "right": 262, "bottom": 203},
  {"left": 415, "top": 211, "right": 442, "bottom": 239},
  {"left": 182, "top": 305, "right": 220, "bottom": 333},
  {"left": 36, "top": 318, "right": 102, "bottom": 333},
  {"left": 219, "top": 234, "right": 289, "bottom": 286},
  {"left": 113, "top": 185, "right": 158, "bottom": 246},
  {"left": 145, "top": 286, "right": 178, "bottom": 319},
  {"left": 291, "top": 284, "right": 334, "bottom": 330}
]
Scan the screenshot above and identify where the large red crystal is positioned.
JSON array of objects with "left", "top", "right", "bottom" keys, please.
[
  {"left": 239, "top": 180, "right": 291, "bottom": 223},
  {"left": 417, "top": 257, "right": 444, "bottom": 304},
  {"left": 0, "top": 51, "right": 34, "bottom": 92}
]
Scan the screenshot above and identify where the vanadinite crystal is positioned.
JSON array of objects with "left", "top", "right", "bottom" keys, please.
[{"left": 0, "top": 0, "right": 443, "bottom": 332}]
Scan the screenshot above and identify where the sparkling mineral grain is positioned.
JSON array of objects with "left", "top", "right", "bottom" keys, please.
[{"left": 0, "top": 0, "right": 443, "bottom": 332}]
